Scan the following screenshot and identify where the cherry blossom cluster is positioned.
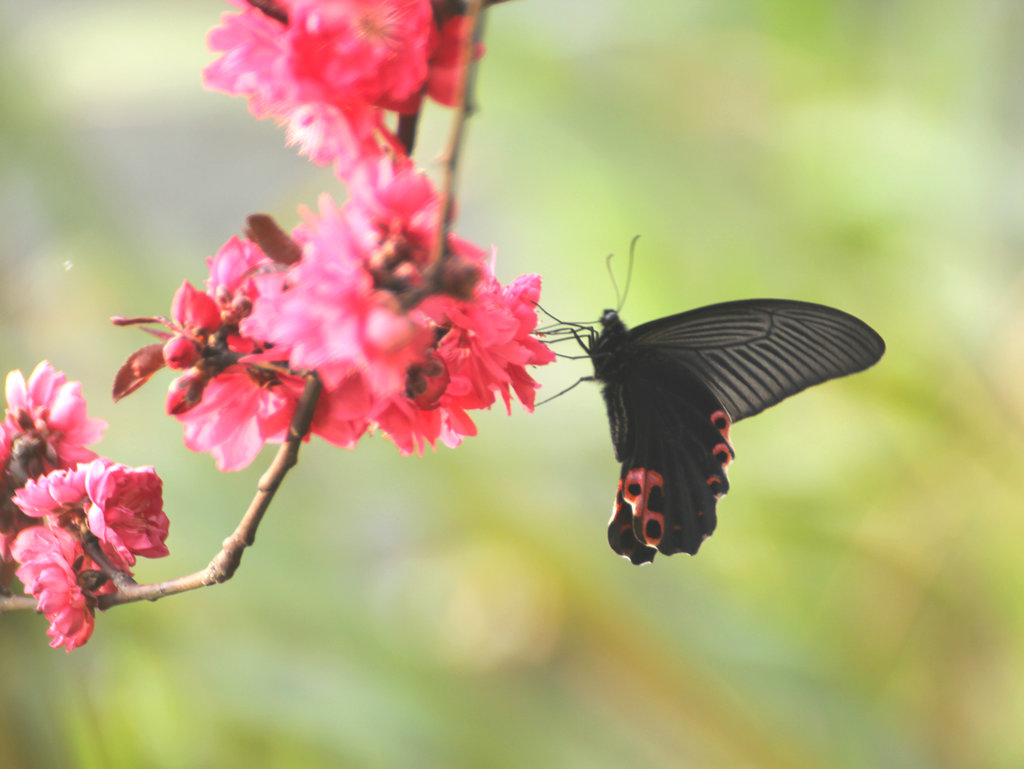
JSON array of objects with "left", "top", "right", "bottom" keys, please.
[
  {"left": 4, "top": 0, "right": 552, "bottom": 651},
  {"left": 114, "top": 0, "right": 555, "bottom": 470},
  {"left": 204, "top": 0, "right": 481, "bottom": 177},
  {"left": 116, "top": 155, "right": 554, "bottom": 470},
  {"left": 0, "top": 363, "right": 169, "bottom": 650}
]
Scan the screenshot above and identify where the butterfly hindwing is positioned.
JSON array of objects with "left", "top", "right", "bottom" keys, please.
[
  {"left": 603, "top": 352, "right": 736, "bottom": 562},
  {"left": 589, "top": 299, "right": 884, "bottom": 563}
]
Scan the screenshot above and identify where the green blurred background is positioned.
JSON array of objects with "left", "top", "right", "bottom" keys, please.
[{"left": 2, "top": 1, "right": 1023, "bottom": 767}]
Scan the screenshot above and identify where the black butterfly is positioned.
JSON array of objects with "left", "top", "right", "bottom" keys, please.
[{"left": 581, "top": 299, "right": 885, "bottom": 564}]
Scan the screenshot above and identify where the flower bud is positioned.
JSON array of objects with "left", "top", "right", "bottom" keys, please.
[
  {"left": 166, "top": 370, "right": 208, "bottom": 415},
  {"left": 163, "top": 336, "right": 199, "bottom": 370},
  {"left": 171, "top": 281, "right": 222, "bottom": 336},
  {"left": 406, "top": 352, "right": 450, "bottom": 410}
]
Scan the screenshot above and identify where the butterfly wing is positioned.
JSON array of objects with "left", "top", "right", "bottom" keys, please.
[
  {"left": 603, "top": 355, "right": 735, "bottom": 562},
  {"left": 596, "top": 299, "right": 884, "bottom": 562},
  {"left": 626, "top": 299, "right": 885, "bottom": 422}
]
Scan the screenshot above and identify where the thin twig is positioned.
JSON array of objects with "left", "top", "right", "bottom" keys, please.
[
  {"left": 427, "top": 0, "right": 487, "bottom": 269},
  {"left": 4, "top": 5, "right": 489, "bottom": 621},
  {"left": 0, "top": 593, "right": 36, "bottom": 613},
  {"left": 397, "top": 110, "right": 421, "bottom": 156},
  {"left": 3, "top": 376, "right": 318, "bottom": 615},
  {"left": 94, "top": 374, "right": 322, "bottom": 610},
  {"left": 398, "top": 0, "right": 488, "bottom": 312},
  {"left": 82, "top": 535, "right": 139, "bottom": 593}
]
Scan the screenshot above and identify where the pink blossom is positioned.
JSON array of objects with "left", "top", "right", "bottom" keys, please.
[
  {"left": 431, "top": 272, "right": 555, "bottom": 413},
  {"left": 289, "top": 0, "right": 432, "bottom": 107},
  {"left": 11, "top": 465, "right": 88, "bottom": 521},
  {"left": 3, "top": 362, "right": 107, "bottom": 475},
  {"left": 206, "top": 234, "right": 274, "bottom": 301},
  {"left": 203, "top": 0, "right": 467, "bottom": 173},
  {"left": 371, "top": 392, "right": 476, "bottom": 454},
  {"left": 227, "top": 158, "right": 554, "bottom": 457},
  {"left": 424, "top": 15, "right": 478, "bottom": 107},
  {"left": 174, "top": 368, "right": 305, "bottom": 471},
  {"left": 370, "top": 273, "right": 555, "bottom": 453},
  {"left": 126, "top": 236, "right": 311, "bottom": 471},
  {"left": 12, "top": 460, "right": 170, "bottom": 569},
  {"left": 83, "top": 459, "right": 169, "bottom": 565},
  {"left": 116, "top": 257, "right": 264, "bottom": 408},
  {"left": 242, "top": 190, "right": 434, "bottom": 397},
  {"left": 309, "top": 373, "right": 370, "bottom": 447},
  {"left": 12, "top": 526, "right": 95, "bottom": 651},
  {"left": 284, "top": 102, "right": 383, "bottom": 171},
  {"left": 344, "top": 156, "right": 443, "bottom": 280}
]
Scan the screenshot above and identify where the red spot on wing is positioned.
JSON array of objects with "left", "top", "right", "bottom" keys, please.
[
  {"left": 621, "top": 467, "right": 666, "bottom": 547},
  {"left": 706, "top": 474, "right": 726, "bottom": 499},
  {"left": 711, "top": 441, "right": 733, "bottom": 468},
  {"left": 710, "top": 409, "right": 731, "bottom": 441},
  {"left": 608, "top": 478, "right": 655, "bottom": 564}
]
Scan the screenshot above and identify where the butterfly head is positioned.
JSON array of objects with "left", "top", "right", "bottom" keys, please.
[{"left": 588, "top": 309, "right": 630, "bottom": 381}]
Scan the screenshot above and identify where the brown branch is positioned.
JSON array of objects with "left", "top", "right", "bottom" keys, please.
[
  {"left": 2, "top": 347, "right": 321, "bottom": 619},
  {"left": 397, "top": 110, "right": 422, "bottom": 156},
  {"left": 0, "top": 592, "right": 37, "bottom": 613},
  {"left": 82, "top": 534, "right": 139, "bottom": 593},
  {"left": 422, "top": 0, "right": 487, "bottom": 277},
  {"left": 433, "top": 0, "right": 485, "bottom": 247},
  {"left": 4, "top": 3, "right": 491, "bottom": 622},
  {"left": 95, "top": 374, "right": 322, "bottom": 610}
]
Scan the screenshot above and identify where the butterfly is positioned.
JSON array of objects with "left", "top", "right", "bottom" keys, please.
[{"left": 580, "top": 299, "right": 885, "bottom": 564}]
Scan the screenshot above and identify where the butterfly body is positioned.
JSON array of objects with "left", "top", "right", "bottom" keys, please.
[{"left": 586, "top": 300, "right": 885, "bottom": 564}]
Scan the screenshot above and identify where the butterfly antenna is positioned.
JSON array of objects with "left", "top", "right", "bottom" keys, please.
[
  {"left": 605, "top": 253, "right": 622, "bottom": 312},
  {"left": 605, "top": 235, "right": 640, "bottom": 313},
  {"left": 618, "top": 235, "right": 639, "bottom": 312}
]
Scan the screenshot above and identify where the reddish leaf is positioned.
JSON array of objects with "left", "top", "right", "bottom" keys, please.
[
  {"left": 245, "top": 213, "right": 302, "bottom": 265},
  {"left": 112, "top": 344, "right": 166, "bottom": 402}
]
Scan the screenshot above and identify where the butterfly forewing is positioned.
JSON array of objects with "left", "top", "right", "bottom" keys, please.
[{"left": 627, "top": 299, "right": 885, "bottom": 422}]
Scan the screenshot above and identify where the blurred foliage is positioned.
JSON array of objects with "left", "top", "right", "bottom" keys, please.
[{"left": 2, "top": 1, "right": 1023, "bottom": 767}]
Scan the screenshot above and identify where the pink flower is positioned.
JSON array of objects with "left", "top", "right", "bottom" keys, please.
[
  {"left": 423, "top": 15, "right": 479, "bottom": 108},
  {"left": 228, "top": 157, "right": 555, "bottom": 457},
  {"left": 430, "top": 272, "right": 555, "bottom": 413},
  {"left": 203, "top": 0, "right": 467, "bottom": 173},
  {"left": 309, "top": 373, "right": 370, "bottom": 447},
  {"left": 371, "top": 392, "right": 477, "bottom": 454},
  {"left": 172, "top": 281, "right": 222, "bottom": 338},
  {"left": 3, "top": 362, "right": 107, "bottom": 476},
  {"left": 284, "top": 102, "right": 383, "bottom": 171},
  {"left": 109, "top": 236, "right": 306, "bottom": 472},
  {"left": 242, "top": 189, "right": 435, "bottom": 397},
  {"left": 370, "top": 273, "right": 555, "bottom": 454},
  {"left": 12, "top": 526, "right": 95, "bottom": 652},
  {"left": 84, "top": 459, "right": 169, "bottom": 565},
  {"left": 344, "top": 156, "right": 444, "bottom": 282},
  {"left": 206, "top": 234, "right": 274, "bottom": 303},
  {"left": 174, "top": 368, "right": 305, "bottom": 471},
  {"left": 289, "top": 0, "right": 432, "bottom": 108},
  {"left": 12, "top": 460, "right": 170, "bottom": 569},
  {"left": 11, "top": 465, "right": 89, "bottom": 521}
]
